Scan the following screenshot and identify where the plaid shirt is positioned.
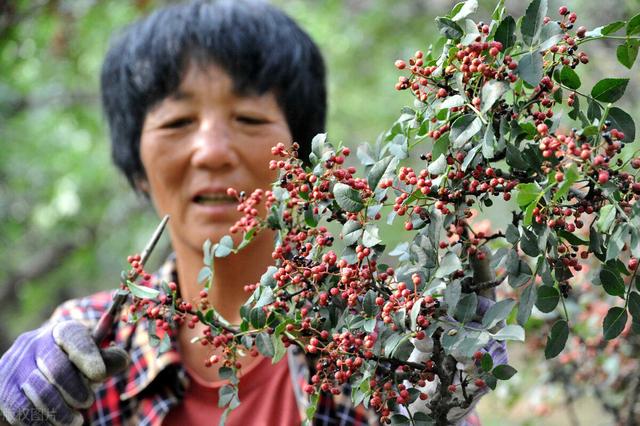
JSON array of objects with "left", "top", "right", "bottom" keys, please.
[{"left": 49, "top": 257, "right": 487, "bottom": 426}]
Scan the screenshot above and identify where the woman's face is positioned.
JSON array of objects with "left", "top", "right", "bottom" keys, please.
[{"left": 139, "top": 63, "right": 292, "bottom": 254}]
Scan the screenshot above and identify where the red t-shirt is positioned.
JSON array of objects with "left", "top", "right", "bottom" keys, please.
[{"left": 163, "top": 355, "right": 300, "bottom": 425}]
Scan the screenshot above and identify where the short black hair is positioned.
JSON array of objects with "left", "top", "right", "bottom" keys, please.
[{"left": 101, "top": 0, "right": 326, "bottom": 188}]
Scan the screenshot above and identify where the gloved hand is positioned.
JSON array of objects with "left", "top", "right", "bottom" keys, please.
[
  {"left": 0, "top": 321, "right": 129, "bottom": 426},
  {"left": 406, "top": 296, "right": 508, "bottom": 425}
]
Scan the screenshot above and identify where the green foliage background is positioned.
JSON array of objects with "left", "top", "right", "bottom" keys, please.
[{"left": 1, "top": 0, "right": 639, "bottom": 423}]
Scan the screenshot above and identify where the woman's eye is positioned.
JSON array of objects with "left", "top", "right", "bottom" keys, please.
[
  {"left": 161, "top": 117, "right": 195, "bottom": 129},
  {"left": 236, "top": 115, "right": 268, "bottom": 125}
]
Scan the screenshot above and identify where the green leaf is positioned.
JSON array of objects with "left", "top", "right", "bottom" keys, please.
[
  {"left": 218, "top": 385, "right": 238, "bottom": 408},
  {"left": 627, "top": 12, "right": 640, "bottom": 36},
  {"left": 432, "top": 133, "right": 450, "bottom": 160},
  {"left": 454, "top": 293, "right": 478, "bottom": 323},
  {"left": 603, "top": 21, "right": 626, "bottom": 35},
  {"left": 482, "top": 299, "right": 516, "bottom": 329},
  {"left": 520, "top": 228, "right": 540, "bottom": 257},
  {"left": 559, "top": 66, "right": 581, "bottom": 90},
  {"left": 607, "top": 107, "right": 636, "bottom": 142},
  {"left": 603, "top": 307, "right": 628, "bottom": 340},
  {"left": 255, "top": 286, "right": 274, "bottom": 308},
  {"left": 440, "top": 95, "right": 466, "bottom": 109},
  {"left": 126, "top": 280, "right": 160, "bottom": 300},
  {"left": 600, "top": 268, "right": 626, "bottom": 298},
  {"left": 494, "top": 16, "right": 516, "bottom": 51},
  {"left": 445, "top": 281, "right": 462, "bottom": 316},
  {"left": 481, "top": 80, "right": 510, "bottom": 114},
  {"left": 535, "top": 286, "right": 560, "bottom": 313},
  {"left": 492, "top": 364, "right": 518, "bottom": 380},
  {"left": 492, "top": 324, "right": 525, "bottom": 341},
  {"left": 482, "top": 122, "right": 497, "bottom": 159},
  {"left": 342, "top": 220, "right": 362, "bottom": 246},
  {"left": 617, "top": 40, "right": 639, "bottom": 69},
  {"left": 436, "top": 251, "right": 462, "bottom": 278},
  {"left": 481, "top": 352, "right": 494, "bottom": 372},
  {"left": 596, "top": 205, "right": 616, "bottom": 233},
  {"left": 451, "top": 0, "right": 478, "bottom": 21},
  {"left": 450, "top": 114, "right": 482, "bottom": 148},
  {"left": 591, "top": 78, "right": 630, "bottom": 103},
  {"left": 428, "top": 154, "right": 448, "bottom": 175},
  {"left": 362, "top": 225, "right": 382, "bottom": 248},
  {"left": 538, "top": 21, "right": 563, "bottom": 51},
  {"left": 363, "top": 289, "right": 377, "bottom": 317},
  {"left": 214, "top": 235, "right": 234, "bottom": 257},
  {"left": 517, "top": 283, "right": 537, "bottom": 326},
  {"left": 333, "top": 182, "right": 364, "bottom": 212},
  {"left": 517, "top": 51, "right": 543, "bottom": 87},
  {"left": 521, "top": 0, "right": 548, "bottom": 46},
  {"left": 310, "top": 133, "right": 328, "bottom": 162},
  {"left": 516, "top": 182, "right": 541, "bottom": 207},
  {"left": 158, "top": 333, "right": 171, "bottom": 354},
  {"left": 461, "top": 144, "right": 481, "bottom": 172},
  {"left": 557, "top": 230, "right": 588, "bottom": 246},
  {"left": 256, "top": 331, "right": 274, "bottom": 357},
  {"left": 368, "top": 156, "right": 398, "bottom": 191},
  {"left": 436, "top": 17, "right": 464, "bottom": 39},
  {"left": 629, "top": 292, "right": 640, "bottom": 321},
  {"left": 545, "top": 319, "right": 569, "bottom": 359}
]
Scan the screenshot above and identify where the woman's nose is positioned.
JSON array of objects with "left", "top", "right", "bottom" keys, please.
[{"left": 190, "top": 119, "right": 238, "bottom": 170}]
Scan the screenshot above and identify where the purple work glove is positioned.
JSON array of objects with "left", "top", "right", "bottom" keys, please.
[{"left": 0, "top": 321, "right": 129, "bottom": 426}]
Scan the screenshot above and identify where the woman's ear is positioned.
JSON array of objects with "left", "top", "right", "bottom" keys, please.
[{"left": 135, "top": 178, "right": 151, "bottom": 197}]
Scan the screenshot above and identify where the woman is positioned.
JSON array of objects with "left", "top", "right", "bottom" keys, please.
[{"left": 0, "top": 1, "right": 504, "bottom": 424}]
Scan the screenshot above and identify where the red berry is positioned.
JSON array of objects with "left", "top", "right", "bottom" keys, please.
[
  {"left": 597, "top": 170, "right": 609, "bottom": 184},
  {"left": 630, "top": 258, "right": 639, "bottom": 271},
  {"left": 537, "top": 123, "right": 549, "bottom": 135},
  {"left": 559, "top": 6, "right": 569, "bottom": 15},
  {"left": 395, "top": 60, "right": 407, "bottom": 70},
  {"left": 475, "top": 379, "right": 486, "bottom": 388},
  {"left": 437, "top": 88, "right": 448, "bottom": 98}
]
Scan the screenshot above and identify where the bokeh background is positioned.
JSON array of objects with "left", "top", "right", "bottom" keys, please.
[{"left": 1, "top": 0, "right": 639, "bottom": 424}]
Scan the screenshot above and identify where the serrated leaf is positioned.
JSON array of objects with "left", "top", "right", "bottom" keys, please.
[
  {"left": 482, "top": 299, "right": 516, "bottom": 329},
  {"left": 607, "top": 107, "right": 636, "bottom": 142},
  {"left": 333, "top": 182, "right": 364, "bottom": 212},
  {"left": 535, "top": 286, "right": 560, "bottom": 313},
  {"left": 450, "top": 114, "right": 482, "bottom": 148},
  {"left": 521, "top": 0, "right": 548, "bottom": 46},
  {"left": 342, "top": 220, "right": 362, "bottom": 246},
  {"left": 600, "top": 268, "right": 626, "bottom": 298},
  {"left": 492, "top": 364, "right": 518, "bottom": 380},
  {"left": 495, "top": 16, "right": 516, "bottom": 51},
  {"left": 545, "top": 319, "right": 569, "bottom": 359},
  {"left": 603, "top": 21, "right": 626, "bottom": 35},
  {"left": 520, "top": 228, "right": 540, "bottom": 257},
  {"left": 518, "top": 51, "right": 543, "bottom": 86},
  {"left": 436, "top": 17, "right": 464, "bottom": 39},
  {"left": 481, "top": 80, "right": 510, "bottom": 114},
  {"left": 617, "top": 40, "right": 639, "bottom": 69},
  {"left": 591, "top": 78, "right": 630, "bottom": 103},
  {"left": 603, "top": 307, "right": 628, "bottom": 340},
  {"left": 451, "top": 0, "right": 478, "bottom": 21},
  {"left": 596, "top": 205, "right": 616, "bottom": 233},
  {"left": 255, "top": 286, "right": 274, "bottom": 308}
]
